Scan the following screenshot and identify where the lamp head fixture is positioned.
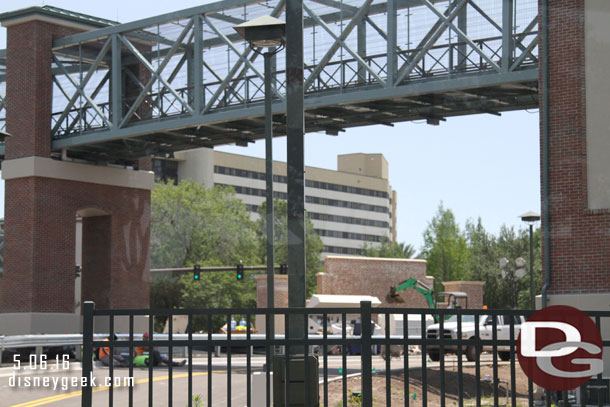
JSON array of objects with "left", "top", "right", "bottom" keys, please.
[
  {"left": 520, "top": 211, "right": 541, "bottom": 224},
  {"left": 233, "top": 15, "right": 286, "bottom": 48}
]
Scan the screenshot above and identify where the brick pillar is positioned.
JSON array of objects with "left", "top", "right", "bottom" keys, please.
[
  {"left": 4, "top": 21, "right": 55, "bottom": 159},
  {"left": 1, "top": 20, "right": 80, "bottom": 314},
  {"left": 542, "top": 0, "right": 610, "bottom": 374},
  {"left": 0, "top": 13, "right": 153, "bottom": 334},
  {"left": 255, "top": 275, "right": 288, "bottom": 334},
  {"left": 543, "top": 0, "right": 610, "bottom": 296}
]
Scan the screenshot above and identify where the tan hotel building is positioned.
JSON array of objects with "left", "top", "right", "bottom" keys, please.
[{"left": 153, "top": 149, "right": 397, "bottom": 258}]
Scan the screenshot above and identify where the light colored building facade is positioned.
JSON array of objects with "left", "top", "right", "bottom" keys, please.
[{"left": 153, "top": 149, "right": 397, "bottom": 258}]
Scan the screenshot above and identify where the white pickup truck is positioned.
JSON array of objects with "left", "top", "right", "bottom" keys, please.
[{"left": 425, "top": 314, "right": 525, "bottom": 362}]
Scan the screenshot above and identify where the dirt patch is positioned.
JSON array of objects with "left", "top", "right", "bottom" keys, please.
[{"left": 323, "top": 364, "right": 533, "bottom": 407}]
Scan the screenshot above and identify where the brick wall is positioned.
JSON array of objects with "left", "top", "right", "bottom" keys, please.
[
  {"left": 5, "top": 21, "right": 83, "bottom": 159},
  {"left": 1, "top": 177, "right": 151, "bottom": 313},
  {"left": 255, "top": 275, "right": 288, "bottom": 308},
  {"left": 542, "top": 0, "right": 610, "bottom": 294},
  {"left": 318, "top": 256, "right": 433, "bottom": 308},
  {"left": 255, "top": 275, "right": 288, "bottom": 334},
  {"left": 1, "top": 17, "right": 152, "bottom": 314}
]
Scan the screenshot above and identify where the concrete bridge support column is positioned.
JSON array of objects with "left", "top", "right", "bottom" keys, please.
[{"left": 0, "top": 9, "right": 153, "bottom": 335}]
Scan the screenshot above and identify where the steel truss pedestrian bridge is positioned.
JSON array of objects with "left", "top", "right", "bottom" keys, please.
[{"left": 0, "top": 0, "right": 539, "bottom": 163}]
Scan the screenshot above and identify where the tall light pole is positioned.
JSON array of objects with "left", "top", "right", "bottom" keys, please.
[
  {"left": 234, "top": 15, "right": 286, "bottom": 328},
  {"left": 499, "top": 257, "right": 527, "bottom": 309},
  {"left": 520, "top": 211, "right": 541, "bottom": 309}
]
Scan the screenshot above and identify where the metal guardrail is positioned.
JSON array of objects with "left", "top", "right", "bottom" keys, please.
[
  {"left": 0, "top": 332, "right": 418, "bottom": 350},
  {"left": 1, "top": 333, "right": 110, "bottom": 350},
  {"left": 76, "top": 303, "right": 609, "bottom": 407}
]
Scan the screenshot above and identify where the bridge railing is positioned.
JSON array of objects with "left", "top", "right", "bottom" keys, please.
[
  {"left": 40, "top": 0, "right": 539, "bottom": 153},
  {"left": 50, "top": 28, "right": 538, "bottom": 140},
  {"left": 79, "top": 301, "right": 610, "bottom": 407}
]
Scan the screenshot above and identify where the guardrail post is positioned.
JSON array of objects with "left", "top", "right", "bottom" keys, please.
[
  {"left": 82, "top": 301, "right": 94, "bottom": 407},
  {"left": 361, "top": 301, "right": 373, "bottom": 407}
]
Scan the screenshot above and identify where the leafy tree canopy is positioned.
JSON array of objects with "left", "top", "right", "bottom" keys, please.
[
  {"left": 465, "top": 219, "right": 541, "bottom": 309},
  {"left": 420, "top": 202, "right": 469, "bottom": 293},
  {"left": 151, "top": 180, "right": 258, "bottom": 268},
  {"left": 362, "top": 238, "right": 416, "bottom": 259},
  {"left": 419, "top": 202, "right": 541, "bottom": 309},
  {"left": 150, "top": 180, "right": 259, "bottom": 330},
  {"left": 150, "top": 183, "right": 324, "bottom": 330},
  {"left": 256, "top": 199, "right": 324, "bottom": 298}
]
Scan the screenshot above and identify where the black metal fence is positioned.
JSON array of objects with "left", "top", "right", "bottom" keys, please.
[{"left": 81, "top": 302, "right": 610, "bottom": 407}]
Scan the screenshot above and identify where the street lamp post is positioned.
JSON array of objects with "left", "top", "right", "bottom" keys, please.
[
  {"left": 520, "top": 211, "right": 541, "bottom": 309},
  {"left": 499, "top": 257, "right": 527, "bottom": 309},
  {"left": 234, "top": 16, "right": 286, "bottom": 330}
]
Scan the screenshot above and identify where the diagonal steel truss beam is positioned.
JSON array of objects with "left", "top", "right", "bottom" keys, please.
[
  {"left": 54, "top": 56, "right": 113, "bottom": 130},
  {"left": 510, "top": 35, "right": 538, "bottom": 71},
  {"left": 467, "top": 1, "right": 538, "bottom": 65},
  {"left": 422, "top": 0, "right": 500, "bottom": 71},
  {"left": 207, "top": 12, "right": 245, "bottom": 25},
  {"left": 202, "top": 15, "right": 285, "bottom": 102},
  {"left": 58, "top": 71, "right": 111, "bottom": 136},
  {"left": 395, "top": 0, "right": 469, "bottom": 85},
  {"left": 304, "top": 0, "right": 382, "bottom": 91},
  {"left": 51, "top": 37, "right": 113, "bottom": 135},
  {"left": 119, "top": 19, "right": 194, "bottom": 127},
  {"left": 149, "top": 47, "right": 189, "bottom": 112},
  {"left": 311, "top": 0, "right": 357, "bottom": 14},
  {"left": 201, "top": 0, "right": 285, "bottom": 114}
]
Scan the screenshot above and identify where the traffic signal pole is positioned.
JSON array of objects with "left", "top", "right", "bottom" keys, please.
[{"left": 150, "top": 265, "right": 287, "bottom": 280}]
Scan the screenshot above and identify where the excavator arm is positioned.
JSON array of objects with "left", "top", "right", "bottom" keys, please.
[
  {"left": 389, "top": 278, "right": 436, "bottom": 308},
  {"left": 388, "top": 278, "right": 439, "bottom": 321}
]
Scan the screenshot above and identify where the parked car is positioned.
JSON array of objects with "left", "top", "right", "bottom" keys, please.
[{"left": 425, "top": 314, "right": 525, "bottom": 362}]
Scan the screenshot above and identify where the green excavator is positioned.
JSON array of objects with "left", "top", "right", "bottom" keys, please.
[{"left": 386, "top": 278, "right": 468, "bottom": 323}]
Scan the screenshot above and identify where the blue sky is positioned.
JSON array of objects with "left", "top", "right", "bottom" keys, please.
[{"left": 0, "top": 1, "right": 541, "bottom": 250}]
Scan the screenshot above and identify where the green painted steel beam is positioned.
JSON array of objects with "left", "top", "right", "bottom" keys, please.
[
  {"left": 51, "top": 68, "right": 537, "bottom": 150},
  {"left": 51, "top": 0, "right": 447, "bottom": 50}
]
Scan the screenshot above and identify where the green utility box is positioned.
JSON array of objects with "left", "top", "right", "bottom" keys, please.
[{"left": 273, "top": 355, "right": 319, "bottom": 407}]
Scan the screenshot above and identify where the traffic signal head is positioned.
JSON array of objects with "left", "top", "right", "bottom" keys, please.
[
  {"left": 193, "top": 265, "right": 201, "bottom": 281},
  {"left": 279, "top": 264, "right": 288, "bottom": 275},
  {"left": 236, "top": 262, "right": 244, "bottom": 281}
]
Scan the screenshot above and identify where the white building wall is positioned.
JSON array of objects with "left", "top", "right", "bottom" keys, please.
[
  {"left": 218, "top": 176, "right": 392, "bottom": 256},
  {"left": 169, "top": 149, "right": 396, "bottom": 258}
]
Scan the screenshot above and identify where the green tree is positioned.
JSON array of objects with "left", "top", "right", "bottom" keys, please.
[
  {"left": 420, "top": 203, "right": 469, "bottom": 294},
  {"left": 150, "top": 180, "right": 259, "bottom": 330},
  {"left": 149, "top": 275, "right": 183, "bottom": 332},
  {"left": 465, "top": 218, "right": 505, "bottom": 308},
  {"left": 256, "top": 200, "right": 324, "bottom": 298},
  {"left": 362, "top": 238, "right": 416, "bottom": 258},
  {"left": 150, "top": 180, "right": 258, "bottom": 268},
  {"left": 465, "top": 219, "right": 541, "bottom": 309}
]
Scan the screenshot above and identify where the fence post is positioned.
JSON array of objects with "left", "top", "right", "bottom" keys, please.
[
  {"left": 361, "top": 301, "right": 373, "bottom": 407},
  {"left": 82, "top": 301, "right": 94, "bottom": 407}
]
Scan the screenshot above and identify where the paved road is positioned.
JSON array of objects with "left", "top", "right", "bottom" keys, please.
[{"left": 2, "top": 354, "right": 496, "bottom": 406}]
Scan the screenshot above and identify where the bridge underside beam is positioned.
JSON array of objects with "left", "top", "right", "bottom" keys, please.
[{"left": 52, "top": 69, "right": 537, "bottom": 163}]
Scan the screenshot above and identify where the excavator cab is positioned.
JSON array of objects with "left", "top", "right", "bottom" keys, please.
[{"left": 438, "top": 291, "right": 468, "bottom": 309}]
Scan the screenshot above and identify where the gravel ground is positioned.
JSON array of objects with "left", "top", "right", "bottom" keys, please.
[{"left": 324, "top": 363, "right": 536, "bottom": 407}]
